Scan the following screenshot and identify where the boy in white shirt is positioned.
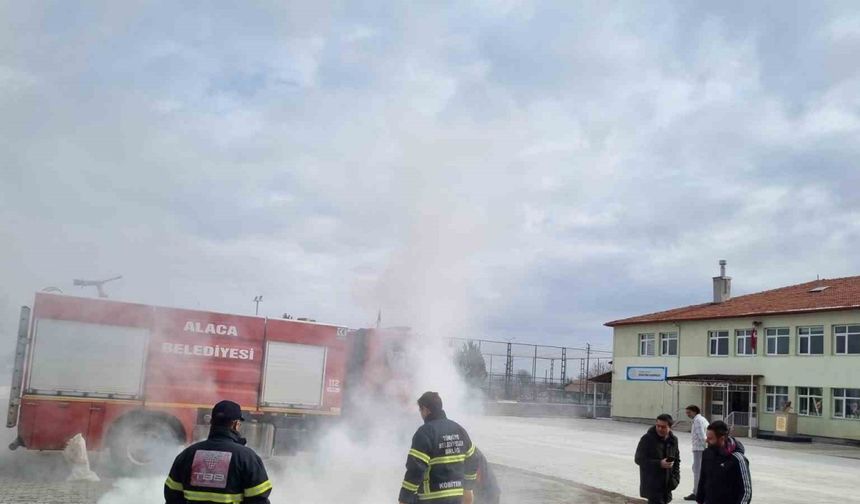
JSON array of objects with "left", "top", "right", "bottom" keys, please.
[{"left": 684, "top": 404, "right": 709, "bottom": 501}]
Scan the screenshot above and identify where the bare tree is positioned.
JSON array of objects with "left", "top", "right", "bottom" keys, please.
[{"left": 588, "top": 359, "right": 612, "bottom": 378}]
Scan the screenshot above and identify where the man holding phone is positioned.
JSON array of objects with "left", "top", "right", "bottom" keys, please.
[{"left": 635, "top": 414, "right": 681, "bottom": 504}]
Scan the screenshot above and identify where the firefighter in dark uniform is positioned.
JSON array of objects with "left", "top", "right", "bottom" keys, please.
[
  {"left": 164, "top": 400, "right": 272, "bottom": 504},
  {"left": 399, "top": 392, "right": 479, "bottom": 504}
]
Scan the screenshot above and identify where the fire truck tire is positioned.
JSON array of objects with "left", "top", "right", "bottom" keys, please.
[{"left": 107, "top": 412, "right": 185, "bottom": 476}]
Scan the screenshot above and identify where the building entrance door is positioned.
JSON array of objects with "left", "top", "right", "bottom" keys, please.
[
  {"left": 727, "top": 385, "right": 757, "bottom": 427},
  {"left": 708, "top": 388, "right": 725, "bottom": 422}
]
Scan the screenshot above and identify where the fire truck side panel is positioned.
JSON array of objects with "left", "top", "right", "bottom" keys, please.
[
  {"left": 18, "top": 294, "right": 154, "bottom": 450},
  {"left": 20, "top": 399, "right": 91, "bottom": 450},
  {"left": 30, "top": 292, "right": 153, "bottom": 329},
  {"left": 17, "top": 397, "right": 133, "bottom": 450},
  {"left": 263, "top": 319, "right": 347, "bottom": 415},
  {"left": 27, "top": 318, "right": 149, "bottom": 397},
  {"left": 13, "top": 293, "right": 354, "bottom": 456},
  {"left": 146, "top": 307, "right": 265, "bottom": 411}
]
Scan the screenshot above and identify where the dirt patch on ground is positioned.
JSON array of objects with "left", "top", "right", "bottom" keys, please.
[{"left": 493, "top": 464, "right": 643, "bottom": 504}]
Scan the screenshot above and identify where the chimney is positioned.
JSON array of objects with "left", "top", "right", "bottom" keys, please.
[{"left": 712, "top": 259, "right": 732, "bottom": 303}]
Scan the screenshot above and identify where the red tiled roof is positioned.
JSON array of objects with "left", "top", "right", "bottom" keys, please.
[{"left": 605, "top": 276, "right": 860, "bottom": 327}]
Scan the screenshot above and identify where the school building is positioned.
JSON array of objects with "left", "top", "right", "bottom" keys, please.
[{"left": 606, "top": 262, "right": 860, "bottom": 442}]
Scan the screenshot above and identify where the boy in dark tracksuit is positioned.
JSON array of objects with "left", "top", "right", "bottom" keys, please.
[{"left": 696, "top": 421, "right": 752, "bottom": 504}]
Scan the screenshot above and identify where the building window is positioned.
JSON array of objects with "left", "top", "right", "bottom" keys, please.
[
  {"left": 766, "top": 328, "right": 790, "bottom": 355},
  {"left": 708, "top": 330, "right": 729, "bottom": 356},
  {"left": 736, "top": 329, "right": 755, "bottom": 356},
  {"left": 798, "top": 326, "right": 824, "bottom": 355},
  {"left": 660, "top": 332, "right": 678, "bottom": 356},
  {"left": 797, "top": 387, "right": 823, "bottom": 417},
  {"left": 834, "top": 325, "right": 860, "bottom": 355},
  {"left": 639, "top": 333, "right": 655, "bottom": 356},
  {"left": 832, "top": 388, "right": 860, "bottom": 419},
  {"left": 765, "top": 385, "right": 789, "bottom": 412}
]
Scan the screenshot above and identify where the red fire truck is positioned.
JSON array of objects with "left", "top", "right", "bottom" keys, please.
[{"left": 5, "top": 292, "right": 408, "bottom": 473}]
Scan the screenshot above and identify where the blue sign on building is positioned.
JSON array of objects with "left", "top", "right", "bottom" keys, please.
[{"left": 626, "top": 366, "right": 668, "bottom": 381}]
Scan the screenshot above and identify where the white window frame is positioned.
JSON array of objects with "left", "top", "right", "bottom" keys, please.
[
  {"left": 766, "top": 327, "right": 791, "bottom": 356},
  {"left": 834, "top": 325, "right": 860, "bottom": 355},
  {"left": 708, "top": 330, "right": 729, "bottom": 357},
  {"left": 638, "top": 333, "right": 656, "bottom": 357},
  {"left": 735, "top": 329, "right": 755, "bottom": 356},
  {"left": 797, "top": 326, "right": 824, "bottom": 356},
  {"left": 659, "top": 332, "right": 678, "bottom": 356},
  {"left": 765, "top": 385, "right": 789, "bottom": 413},
  {"left": 832, "top": 388, "right": 860, "bottom": 420},
  {"left": 797, "top": 387, "right": 823, "bottom": 417}
]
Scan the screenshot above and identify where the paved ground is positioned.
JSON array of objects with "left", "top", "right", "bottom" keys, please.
[
  {"left": 1, "top": 422, "right": 633, "bottom": 504},
  {"left": 0, "top": 448, "right": 635, "bottom": 504},
  {"left": 4, "top": 412, "right": 860, "bottom": 503},
  {"left": 0, "top": 449, "right": 114, "bottom": 503},
  {"left": 468, "top": 415, "right": 860, "bottom": 504}
]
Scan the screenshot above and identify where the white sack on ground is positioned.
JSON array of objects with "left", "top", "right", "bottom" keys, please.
[{"left": 63, "top": 433, "right": 100, "bottom": 482}]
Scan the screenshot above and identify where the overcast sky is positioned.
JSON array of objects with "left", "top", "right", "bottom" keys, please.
[{"left": 2, "top": 1, "right": 860, "bottom": 368}]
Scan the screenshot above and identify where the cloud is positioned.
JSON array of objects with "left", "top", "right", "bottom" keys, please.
[{"left": 2, "top": 1, "right": 860, "bottom": 372}]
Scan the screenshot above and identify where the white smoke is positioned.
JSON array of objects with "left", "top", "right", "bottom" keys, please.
[
  {"left": 252, "top": 170, "right": 494, "bottom": 502},
  {"left": 271, "top": 330, "right": 480, "bottom": 503},
  {"left": 270, "top": 424, "right": 407, "bottom": 503},
  {"left": 98, "top": 476, "right": 166, "bottom": 504},
  {"left": 92, "top": 334, "right": 480, "bottom": 504},
  {"left": 45, "top": 133, "right": 492, "bottom": 504}
]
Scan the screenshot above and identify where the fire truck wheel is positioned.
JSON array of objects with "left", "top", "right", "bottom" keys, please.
[{"left": 108, "top": 413, "right": 184, "bottom": 475}]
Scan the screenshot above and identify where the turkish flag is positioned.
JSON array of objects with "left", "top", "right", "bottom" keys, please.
[{"left": 751, "top": 328, "right": 758, "bottom": 352}]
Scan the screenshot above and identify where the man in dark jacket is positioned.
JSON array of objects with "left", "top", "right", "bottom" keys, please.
[
  {"left": 696, "top": 420, "right": 751, "bottom": 504},
  {"left": 399, "top": 391, "right": 479, "bottom": 504},
  {"left": 164, "top": 400, "right": 272, "bottom": 504},
  {"left": 635, "top": 414, "right": 681, "bottom": 504}
]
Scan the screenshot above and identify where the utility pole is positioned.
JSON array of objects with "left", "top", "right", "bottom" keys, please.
[
  {"left": 560, "top": 347, "right": 567, "bottom": 384},
  {"left": 253, "top": 295, "right": 263, "bottom": 316},
  {"left": 504, "top": 341, "right": 513, "bottom": 400},
  {"left": 532, "top": 346, "right": 538, "bottom": 401},
  {"left": 585, "top": 343, "right": 591, "bottom": 398}
]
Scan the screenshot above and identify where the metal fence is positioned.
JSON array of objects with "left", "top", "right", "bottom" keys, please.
[{"left": 449, "top": 338, "right": 613, "bottom": 405}]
